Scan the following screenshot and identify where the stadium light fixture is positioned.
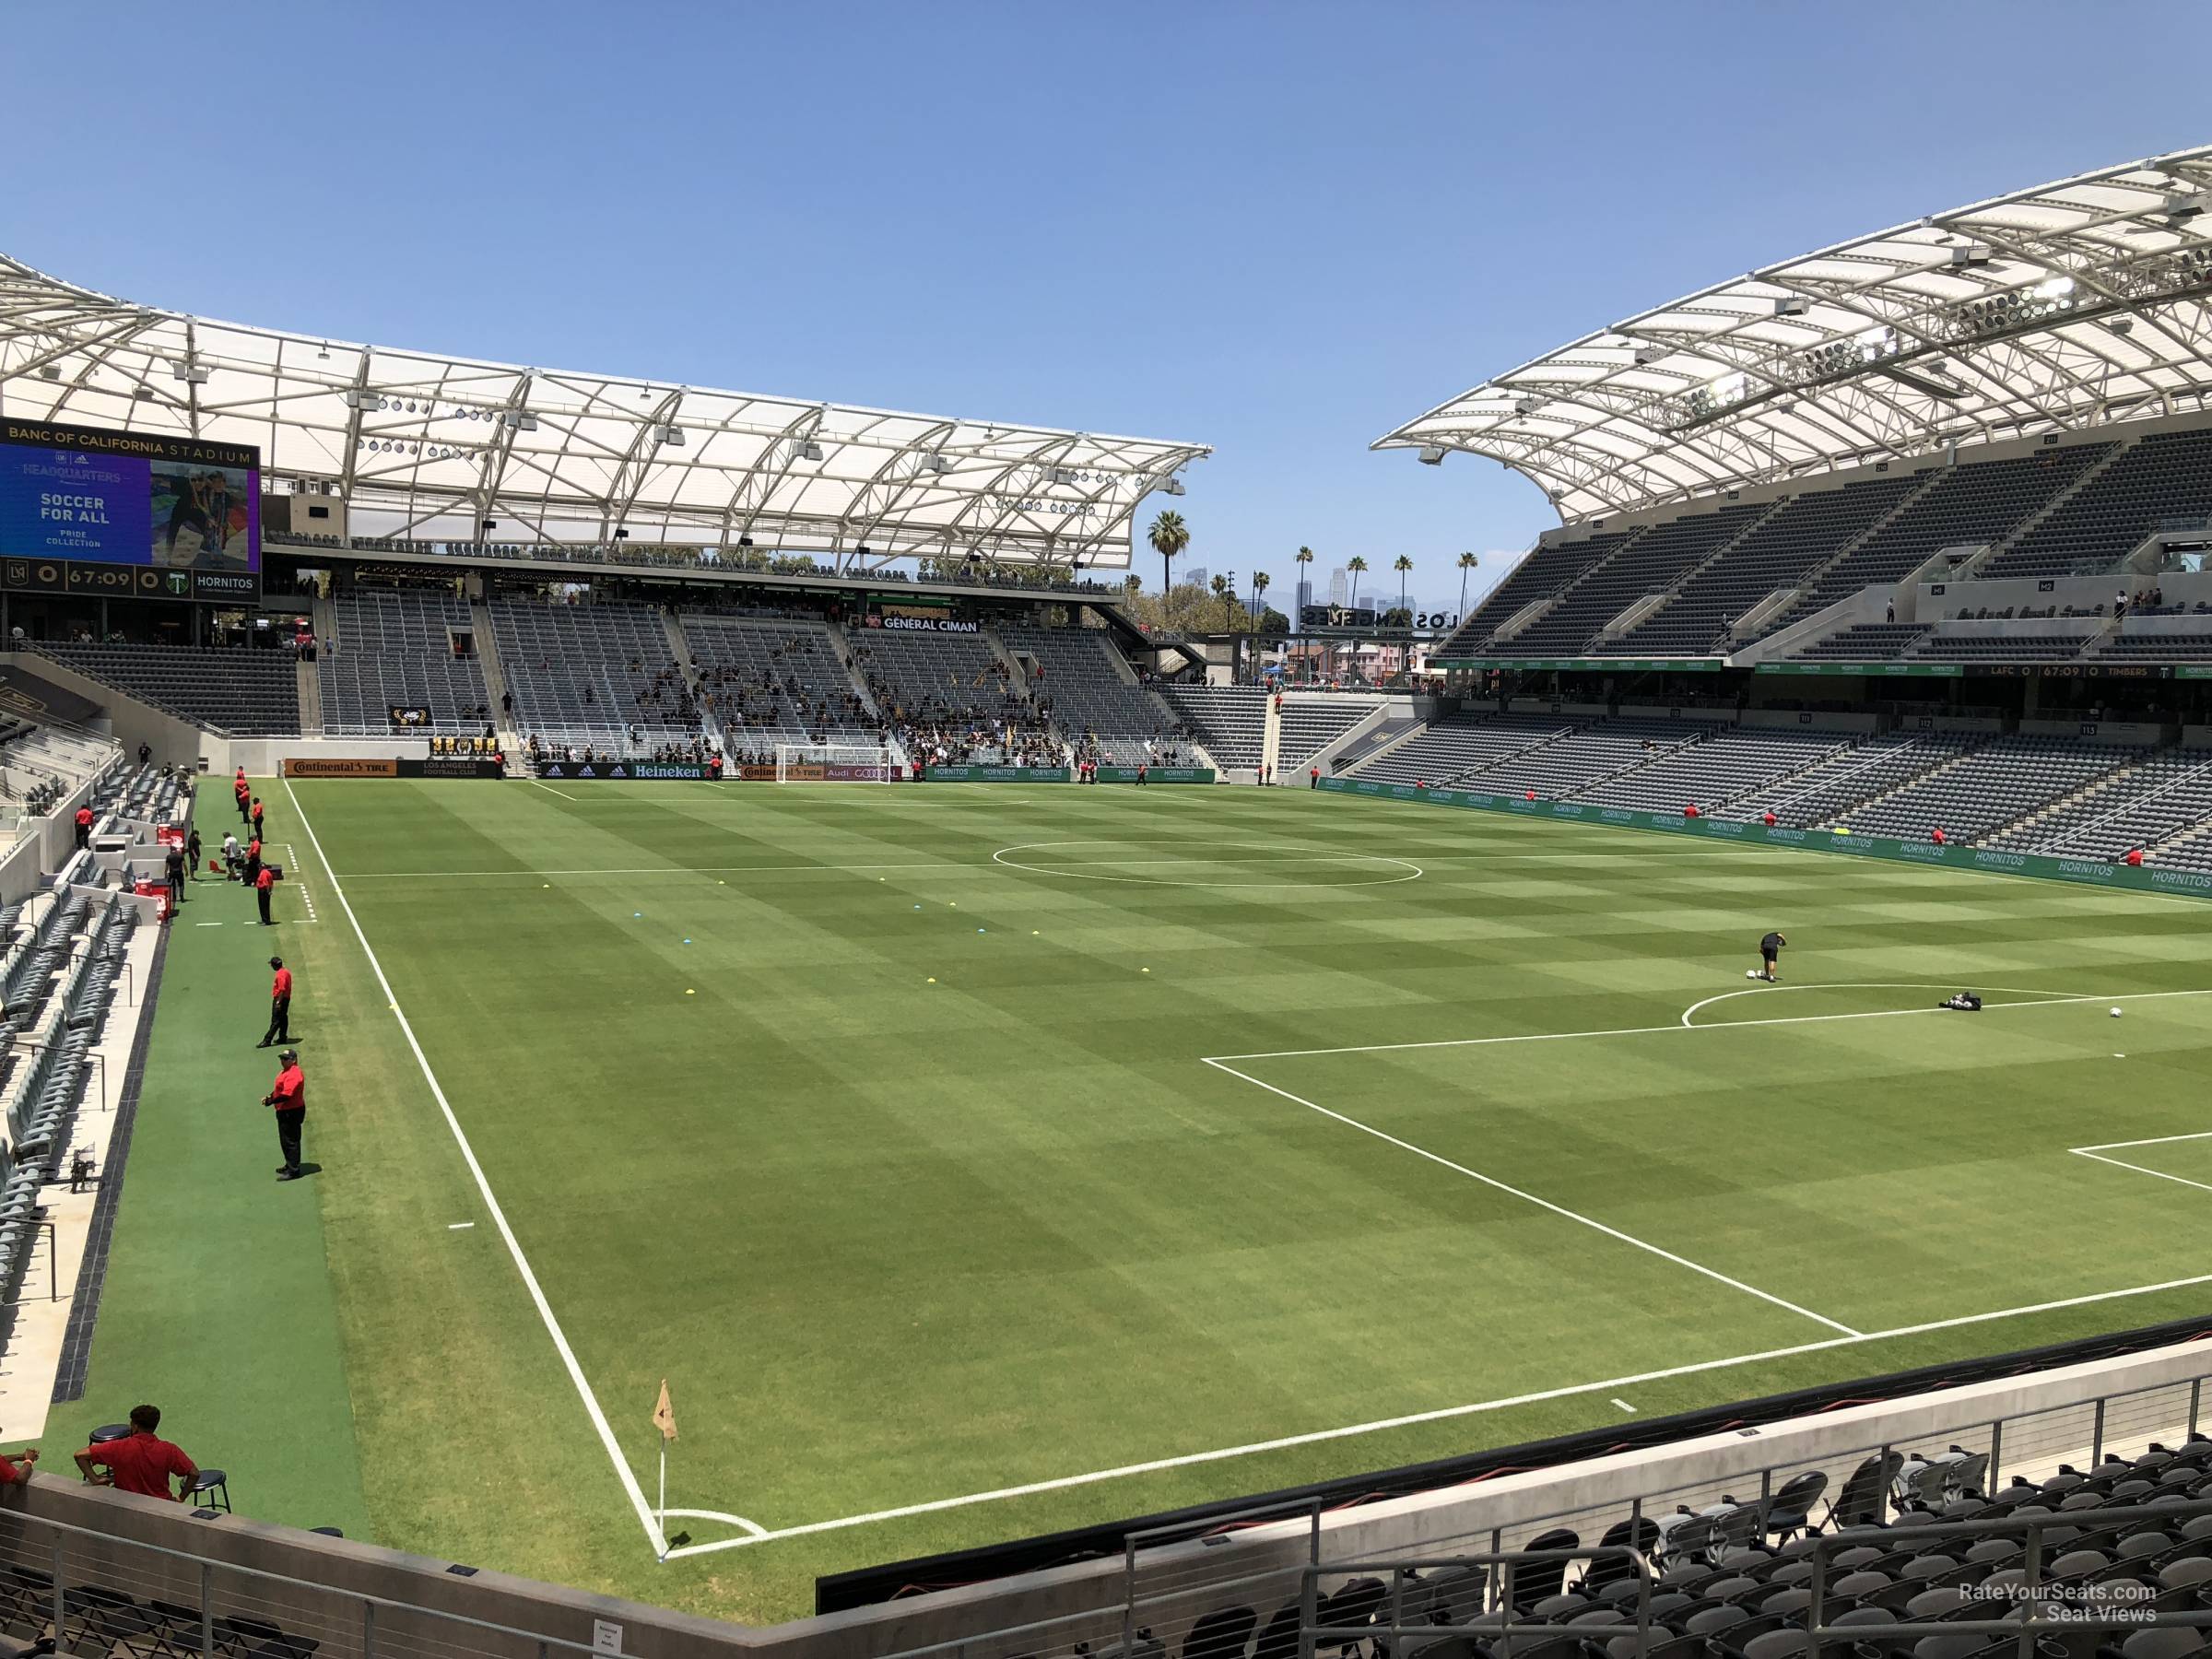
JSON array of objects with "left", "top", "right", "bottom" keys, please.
[
  {"left": 1418, "top": 445, "right": 1446, "bottom": 465},
  {"left": 1771, "top": 297, "right": 1809, "bottom": 316},
  {"left": 501, "top": 410, "right": 539, "bottom": 431},
  {"left": 1513, "top": 395, "right": 1543, "bottom": 414},
  {"left": 1632, "top": 344, "right": 1665, "bottom": 365},
  {"left": 36, "top": 365, "right": 59, "bottom": 382},
  {"left": 795, "top": 441, "right": 825, "bottom": 462},
  {"left": 923, "top": 453, "right": 951, "bottom": 473},
  {"left": 654, "top": 425, "right": 686, "bottom": 447},
  {"left": 342, "top": 388, "right": 372, "bottom": 410},
  {"left": 1161, "top": 476, "right": 1186, "bottom": 496},
  {"left": 1948, "top": 241, "right": 1994, "bottom": 267},
  {"left": 2163, "top": 191, "right": 2208, "bottom": 222},
  {"left": 171, "top": 361, "right": 209, "bottom": 385}
]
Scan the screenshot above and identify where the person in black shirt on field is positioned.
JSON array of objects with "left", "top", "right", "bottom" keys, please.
[
  {"left": 1753, "top": 931, "right": 1786, "bottom": 982},
  {"left": 162, "top": 841, "right": 185, "bottom": 909}
]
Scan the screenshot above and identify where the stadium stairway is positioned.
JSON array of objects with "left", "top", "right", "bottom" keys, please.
[
  {"left": 469, "top": 596, "right": 522, "bottom": 758},
  {"left": 1807, "top": 739, "right": 1987, "bottom": 829},
  {"left": 293, "top": 658, "right": 322, "bottom": 734}
]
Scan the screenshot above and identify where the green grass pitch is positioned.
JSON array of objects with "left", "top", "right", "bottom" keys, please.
[{"left": 54, "top": 778, "right": 2212, "bottom": 1622}]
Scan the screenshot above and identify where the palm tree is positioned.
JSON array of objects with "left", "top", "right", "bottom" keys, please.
[
  {"left": 1293, "top": 547, "right": 1315, "bottom": 680},
  {"left": 1210, "top": 572, "right": 1231, "bottom": 629},
  {"left": 1124, "top": 572, "right": 1142, "bottom": 597},
  {"left": 1393, "top": 554, "right": 1414, "bottom": 621},
  {"left": 1456, "top": 551, "right": 1479, "bottom": 622},
  {"left": 1251, "top": 570, "right": 1271, "bottom": 627},
  {"left": 1347, "top": 556, "right": 1369, "bottom": 613},
  {"left": 1148, "top": 511, "right": 1190, "bottom": 599}
]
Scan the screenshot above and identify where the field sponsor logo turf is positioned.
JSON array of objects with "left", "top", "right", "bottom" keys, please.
[{"left": 283, "top": 757, "right": 399, "bottom": 778}]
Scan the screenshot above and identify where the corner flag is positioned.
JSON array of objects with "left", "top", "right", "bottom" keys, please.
[{"left": 653, "top": 1379, "right": 677, "bottom": 1442}]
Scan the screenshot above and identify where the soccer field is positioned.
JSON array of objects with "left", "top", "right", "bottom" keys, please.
[{"left": 107, "top": 778, "right": 2212, "bottom": 1621}]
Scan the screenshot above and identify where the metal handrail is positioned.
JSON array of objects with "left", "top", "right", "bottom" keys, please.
[
  {"left": 1805, "top": 1497, "right": 2212, "bottom": 1658},
  {"left": 1303, "top": 1547, "right": 1654, "bottom": 1659}
]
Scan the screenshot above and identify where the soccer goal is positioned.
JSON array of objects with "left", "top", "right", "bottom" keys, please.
[{"left": 773, "top": 743, "right": 896, "bottom": 783}]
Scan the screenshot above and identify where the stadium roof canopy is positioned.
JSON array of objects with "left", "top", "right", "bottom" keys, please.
[
  {"left": 1376, "top": 145, "right": 2212, "bottom": 523},
  {"left": 0, "top": 255, "right": 1207, "bottom": 570}
]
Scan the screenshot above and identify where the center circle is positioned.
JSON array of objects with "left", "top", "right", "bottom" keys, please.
[{"left": 991, "top": 839, "right": 1422, "bottom": 889}]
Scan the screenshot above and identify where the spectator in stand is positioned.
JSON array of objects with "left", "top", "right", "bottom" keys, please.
[
  {"left": 75, "top": 1406, "right": 196, "bottom": 1499},
  {"left": 74, "top": 803, "right": 93, "bottom": 849},
  {"left": 1932, "top": 828, "right": 1947, "bottom": 846}
]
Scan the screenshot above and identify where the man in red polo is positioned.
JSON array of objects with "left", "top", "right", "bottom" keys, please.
[
  {"left": 73, "top": 804, "right": 93, "bottom": 848},
  {"left": 265, "top": 1048, "right": 307, "bottom": 1178},
  {"left": 233, "top": 771, "right": 251, "bottom": 825},
  {"left": 74, "top": 1405, "right": 195, "bottom": 1500},
  {"left": 255, "top": 863, "right": 276, "bottom": 926},
  {"left": 0, "top": 1445, "right": 41, "bottom": 1485}
]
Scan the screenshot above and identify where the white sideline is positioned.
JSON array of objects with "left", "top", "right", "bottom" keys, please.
[
  {"left": 282, "top": 779, "right": 671, "bottom": 1557},
  {"left": 661, "top": 1267, "right": 2212, "bottom": 1560},
  {"left": 1199, "top": 1056, "right": 1861, "bottom": 1336},
  {"left": 1676, "top": 981, "right": 2102, "bottom": 1029}
]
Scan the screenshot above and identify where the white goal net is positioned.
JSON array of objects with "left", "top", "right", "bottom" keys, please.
[{"left": 773, "top": 743, "right": 895, "bottom": 783}]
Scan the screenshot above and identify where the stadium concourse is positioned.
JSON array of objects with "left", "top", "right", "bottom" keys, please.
[{"left": 7, "top": 140, "right": 2212, "bottom": 1659}]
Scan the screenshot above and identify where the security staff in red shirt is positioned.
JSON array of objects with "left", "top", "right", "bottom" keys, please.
[
  {"left": 243, "top": 835, "right": 263, "bottom": 887},
  {"left": 261, "top": 956, "right": 292, "bottom": 1047},
  {"left": 233, "top": 772, "right": 252, "bottom": 824},
  {"left": 264, "top": 1050, "right": 307, "bottom": 1179},
  {"left": 73, "top": 805, "right": 93, "bottom": 848},
  {"left": 254, "top": 864, "right": 276, "bottom": 926},
  {"left": 0, "top": 1446, "right": 41, "bottom": 1485},
  {"left": 250, "top": 797, "right": 266, "bottom": 838},
  {"left": 74, "top": 1405, "right": 196, "bottom": 1499}
]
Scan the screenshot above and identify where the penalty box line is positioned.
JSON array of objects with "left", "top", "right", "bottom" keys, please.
[
  {"left": 283, "top": 779, "right": 674, "bottom": 1559},
  {"left": 1198, "top": 1057, "right": 1860, "bottom": 1337},
  {"left": 661, "top": 1267, "right": 2212, "bottom": 1561}
]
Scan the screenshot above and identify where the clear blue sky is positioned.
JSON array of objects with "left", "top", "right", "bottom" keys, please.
[{"left": 9, "top": 2, "right": 2210, "bottom": 612}]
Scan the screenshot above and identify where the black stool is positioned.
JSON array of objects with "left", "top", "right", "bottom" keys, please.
[{"left": 182, "top": 1470, "right": 229, "bottom": 1513}]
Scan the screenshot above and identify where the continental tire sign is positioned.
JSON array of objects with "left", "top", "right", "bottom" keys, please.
[{"left": 283, "top": 758, "right": 399, "bottom": 779}]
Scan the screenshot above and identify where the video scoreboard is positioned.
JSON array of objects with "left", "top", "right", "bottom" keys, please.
[{"left": 0, "top": 419, "right": 261, "bottom": 604}]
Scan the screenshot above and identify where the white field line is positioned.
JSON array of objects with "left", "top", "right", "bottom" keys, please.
[
  {"left": 277, "top": 845, "right": 320, "bottom": 924},
  {"left": 2072, "top": 1150, "right": 2212, "bottom": 1196},
  {"left": 321, "top": 841, "right": 1894, "bottom": 882},
  {"left": 1677, "top": 982, "right": 2102, "bottom": 1029},
  {"left": 1214, "top": 985, "right": 2212, "bottom": 1063},
  {"left": 282, "top": 778, "right": 669, "bottom": 1557},
  {"left": 529, "top": 781, "right": 582, "bottom": 802},
  {"left": 663, "top": 1268, "right": 2212, "bottom": 1560},
  {"left": 1199, "top": 1056, "right": 1861, "bottom": 1336}
]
